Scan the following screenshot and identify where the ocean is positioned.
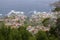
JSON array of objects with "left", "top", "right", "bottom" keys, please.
[{"left": 0, "top": 0, "right": 58, "bottom": 16}]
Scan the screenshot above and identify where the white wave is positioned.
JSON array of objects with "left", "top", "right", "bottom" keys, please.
[{"left": 7, "top": 10, "right": 25, "bottom": 17}]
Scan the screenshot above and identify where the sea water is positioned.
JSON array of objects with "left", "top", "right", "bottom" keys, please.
[{"left": 0, "top": 0, "right": 58, "bottom": 16}]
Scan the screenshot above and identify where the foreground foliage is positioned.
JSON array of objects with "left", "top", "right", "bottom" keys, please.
[{"left": 0, "top": 20, "right": 60, "bottom": 40}]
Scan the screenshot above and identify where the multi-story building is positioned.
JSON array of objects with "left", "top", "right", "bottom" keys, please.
[{"left": 4, "top": 10, "right": 27, "bottom": 28}]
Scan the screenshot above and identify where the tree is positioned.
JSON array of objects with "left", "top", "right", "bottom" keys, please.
[
  {"left": 18, "top": 27, "right": 33, "bottom": 40},
  {"left": 42, "top": 18, "right": 56, "bottom": 27},
  {"left": 52, "top": 3, "right": 60, "bottom": 38},
  {"left": 54, "top": 18, "right": 60, "bottom": 38},
  {"left": 35, "top": 30, "right": 48, "bottom": 40},
  {"left": 48, "top": 35, "right": 59, "bottom": 40}
]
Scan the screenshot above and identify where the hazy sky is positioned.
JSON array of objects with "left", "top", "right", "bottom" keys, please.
[{"left": 0, "top": 0, "right": 58, "bottom": 8}]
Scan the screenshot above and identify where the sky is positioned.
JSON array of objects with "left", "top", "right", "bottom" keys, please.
[{"left": 0, "top": 0, "right": 58, "bottom": 8}]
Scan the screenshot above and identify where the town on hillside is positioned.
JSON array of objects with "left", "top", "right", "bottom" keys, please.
[{"left": 0, "top": 10, "right": 59, "bottom": 34}]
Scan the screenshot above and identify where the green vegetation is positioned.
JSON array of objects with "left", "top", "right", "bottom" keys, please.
[
  {"left": 42, "top": 18, "right": 50, "bottom": 27},
  {"left": 0, "top": 19, "right": 60, "bottom": 40},
  {"left": 0, "top": 22, "right": 35, "bottom": 40},
  {"left": 35, "top": 30, "right": 48, "bottom": 40},
  {"left": 53, "top": 7, "right": 60, "bottom": 12}
]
